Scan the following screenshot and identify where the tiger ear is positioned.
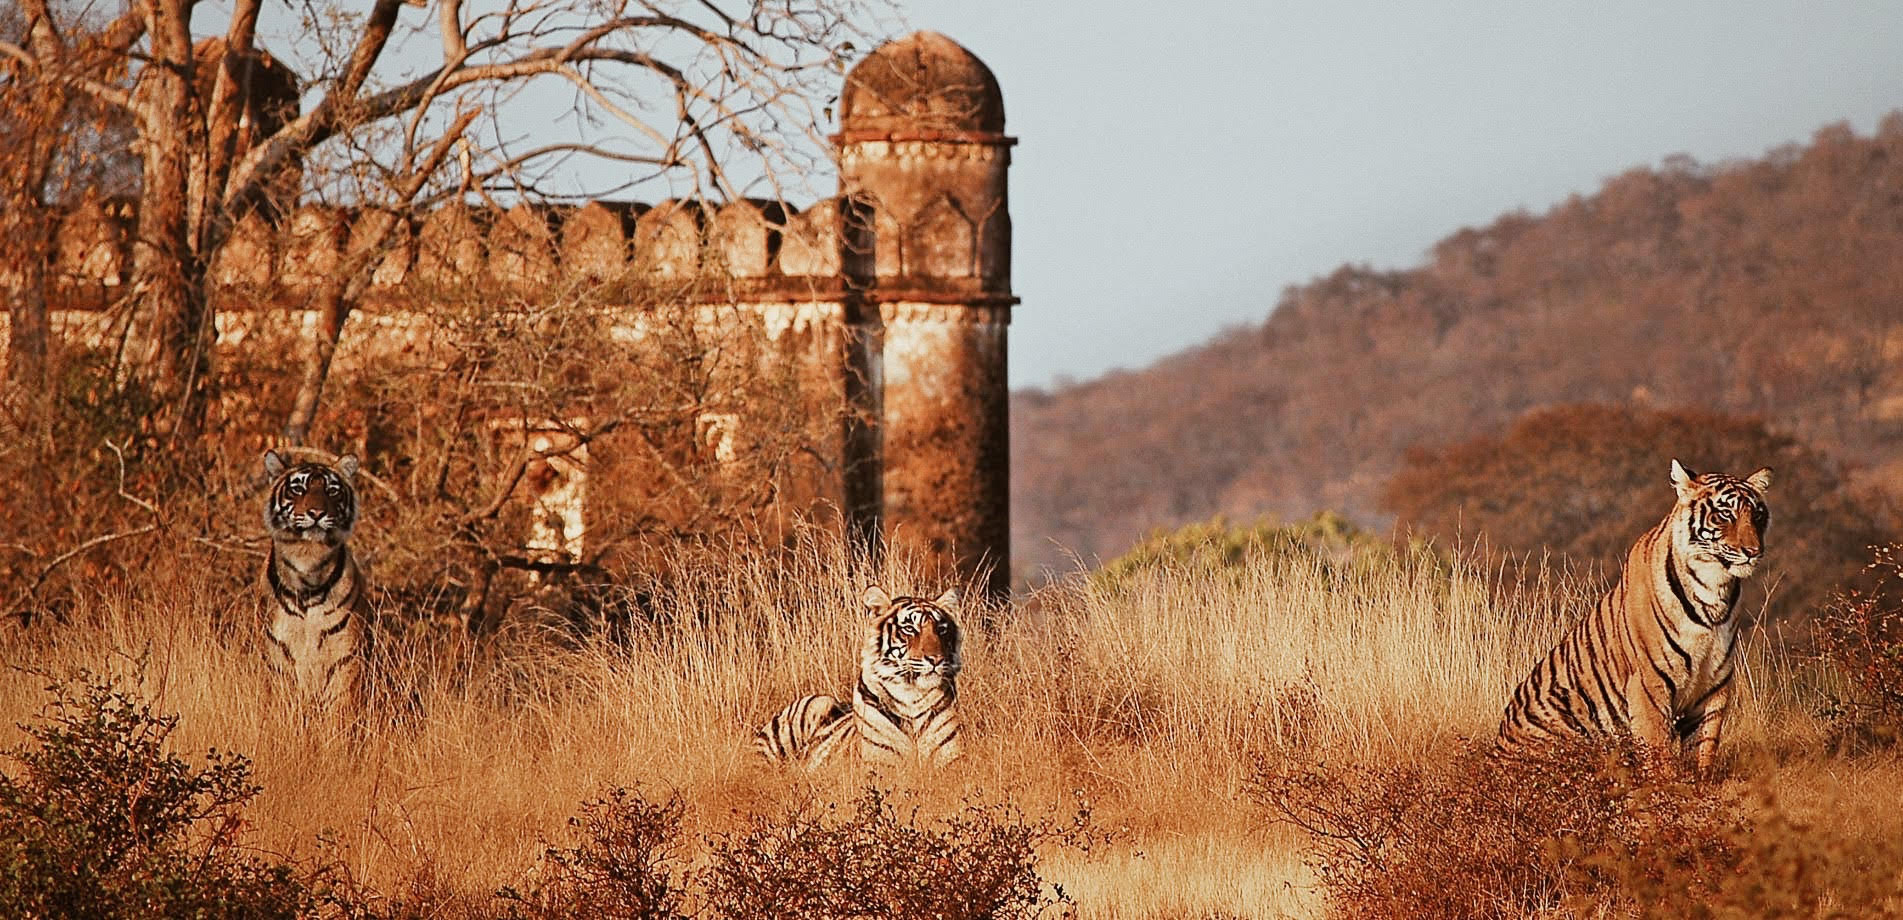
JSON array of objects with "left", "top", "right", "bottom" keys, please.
[
  {"left": 337, "top": 454, "right": 360, "bottom": 483},
  {"left": 932, "top": 587, "right": 960, "bottom": 613},
  {"left": 1670, "top": 459, "right": 1698, "bottom": 499},
  {"left": 1746, "top": 467, "right": 1773, "bottom": 493},
  {"left": 263, "top": 449, "right": 287, "bottom": 478},
  {"left": 861, "top": 585, "right": 890, "bottom": 611}
]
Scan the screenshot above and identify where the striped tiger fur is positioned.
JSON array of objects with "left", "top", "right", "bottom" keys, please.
[
  {"left": 756, "top": 585, "right": 964, "bottom": 769},
  {"left": 259, "top": 450, "right": 374, "bottom": 715},
  {"left": 1496, "top": 459, "right": 1771, "bottom": 774}
]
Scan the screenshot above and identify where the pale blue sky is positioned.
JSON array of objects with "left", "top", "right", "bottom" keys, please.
[{"left": 897, "top": 1, "right": 1903, "bottom": 388}]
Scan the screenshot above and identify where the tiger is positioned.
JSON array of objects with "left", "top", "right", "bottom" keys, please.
[
  {"left": 756, "top": 585, "right": 964, "bottom": 769},
  {"left": 259, "top": 449, "right": 374, "bottom": 716},
  {"left": 1496, "top": 459, "right": 1772, "bottom": 774}
]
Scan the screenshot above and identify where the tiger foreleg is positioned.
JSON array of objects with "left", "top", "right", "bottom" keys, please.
[
  {"left": 1690, "top": 684, "right": 1730, "bottom": 776},
  {"left": 1624, "top": 671, "right": 1678, "bottom": 772}
]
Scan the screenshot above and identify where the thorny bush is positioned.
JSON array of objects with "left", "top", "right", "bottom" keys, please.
[
  {"left": 1813, "top": 542, "right": 1903, "bottom": 744},
  {"left": 0, "top": 670, "right": 325, "bottom": 919},
  {"left": 698, "top": 787, "right": 1092, "bottom": 920},
  {"left": 497, "top": 787, "right": 688, "bottom": 920},
  {"left": 1250, "top": 739, "right": 1740, "bottom": 920}
]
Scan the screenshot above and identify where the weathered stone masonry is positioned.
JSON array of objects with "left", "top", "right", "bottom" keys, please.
[{"left": 1, "top": 31, "right": 1017, "bottom": 599}]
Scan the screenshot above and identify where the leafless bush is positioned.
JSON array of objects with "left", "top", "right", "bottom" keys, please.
[
  {"left": 1250, "top": 740, "right": 1740, "bottom": 920},
  {"left": 496, "top": 788, "right": 687, "bottom": 920},
  {"left": 698, "top": 788, "right": 1089, "bottom": 920},
  {"left": 1813, "top": 543, "right": 1903, "bottom": 748}
]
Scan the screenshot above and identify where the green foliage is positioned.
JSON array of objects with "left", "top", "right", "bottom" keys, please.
[
  {"left": 1093, "top": 511, "right": 1442, "bottom": 591},
  {"left": 0, "top": 671, "right": 321, "bottom": 920},
  {"left": 699, "top": 788, "right": 1087, "bottom": 920}
]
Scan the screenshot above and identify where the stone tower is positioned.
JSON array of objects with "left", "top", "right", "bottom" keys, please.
[{"left": 838, "top": 32, "right": 1015, "bottom": 600}]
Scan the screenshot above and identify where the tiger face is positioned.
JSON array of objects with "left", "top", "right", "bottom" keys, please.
[
  {"left": 1671, "top": 459, "right": 1771, "bottom": 578},
  {"left": 262, "top": 450, "right": 360, "bottom": 547},
  {"left": 863, "top": 585, "right": 962, "bottom": 691}
]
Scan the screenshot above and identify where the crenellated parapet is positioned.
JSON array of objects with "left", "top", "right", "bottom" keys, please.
[{"left": 37, "top": 190, "right": 1009, "bottom": 313}]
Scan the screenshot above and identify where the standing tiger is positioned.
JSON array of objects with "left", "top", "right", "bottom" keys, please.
[
  {"left": 259, "top": 450, "right": 374, "bottom": 716},
  {"left": 1496, "top": 460, "right": 1771, "bottom": 774},
  {"left": 756, "top": 585, "right": 964, "bottom": 769}
]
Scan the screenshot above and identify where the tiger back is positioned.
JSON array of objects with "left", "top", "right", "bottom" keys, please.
[
  {"left": 259, "top": 450, "right": 374, "bottom": 716},
  {"left": 755, "top": 585, "right": 964, "bottom": 769},
  {"left": 1496, "top": 459, "right": 1771, "bottom": 774}
]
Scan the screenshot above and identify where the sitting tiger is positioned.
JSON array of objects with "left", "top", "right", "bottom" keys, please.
[
  {"left": 1496, "top": 459, "right": 1771, "bottom": 774},
  {"left": 259, "top": 450, "right": 374, "bottom": 716},
  {"left": 756, "top": 585, "right": 964, "bottom": 769}
]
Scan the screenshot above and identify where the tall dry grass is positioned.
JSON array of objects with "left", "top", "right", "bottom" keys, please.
[{"left": 1, "top": 530, "right": 1895, "bottom": 918}]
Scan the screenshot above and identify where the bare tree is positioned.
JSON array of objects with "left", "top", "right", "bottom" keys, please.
[
  {"left": 1, "top": 0, "right": 888, "bottom": 445},
  {"left": 0, "top": 2, "right": 135, "bottom": 393}
]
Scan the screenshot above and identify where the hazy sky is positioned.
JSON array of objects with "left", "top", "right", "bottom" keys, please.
[{"left": 895, "top": 1, "right": 1903, "bottom": 389}]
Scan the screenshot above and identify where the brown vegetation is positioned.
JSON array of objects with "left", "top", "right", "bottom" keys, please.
[
  {"left": 1813, "top": 543, "right": 1903, "bottom": 747},
  {"left": 1013, "top": 116, "right": 1903, "bottom": 576},
  {"left": 1382, "top": 403, "right": 1897, "bottom": 626},
  {"left": 1253, "top": 741, "right": 1741, "bottom": 920},
  {"left": 0, "top": 268, "right": 842, "bottom": 635},
  {"left": 4, "top": 526, "right": 1903, "bottom": 917}
]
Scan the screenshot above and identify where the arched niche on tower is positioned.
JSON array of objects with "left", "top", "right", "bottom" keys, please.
[{"left": 906, "top": 193, "right": 976, "bottom": 280}]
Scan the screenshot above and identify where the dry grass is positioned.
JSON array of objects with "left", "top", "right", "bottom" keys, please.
[{"left": 3, "top": 533, "right": 1900, "bottom": 918}]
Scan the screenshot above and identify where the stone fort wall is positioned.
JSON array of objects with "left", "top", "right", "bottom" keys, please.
[{"left": 1, "top": 31, "right": 1016, "bottom": 598}]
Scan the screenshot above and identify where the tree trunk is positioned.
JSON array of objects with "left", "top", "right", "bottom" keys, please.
[
  {"left": 283, "top": 281, "right": 352, "bottom": 445},
  {"left": 5, "top": 236, "right": 52, "bottom": 392},
  {"left": 129, "top": 8, "right": 214, "bottom": 445}
]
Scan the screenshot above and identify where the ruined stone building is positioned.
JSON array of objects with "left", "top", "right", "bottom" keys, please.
[{"left": 0, "top": 31, "right": 1017, "bottom": 599}]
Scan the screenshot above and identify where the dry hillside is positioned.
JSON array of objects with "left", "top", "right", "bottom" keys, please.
[{"left": 1014, "top": 116, "right": 1903, "bottom": 574}]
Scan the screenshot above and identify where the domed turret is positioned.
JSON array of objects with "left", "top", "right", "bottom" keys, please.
[
  {"left": 839, "top": 31, "right": 1005, "bottom": 138},
  {"left": 837, "top": 32, "right": 1016, "bottom": 601}
]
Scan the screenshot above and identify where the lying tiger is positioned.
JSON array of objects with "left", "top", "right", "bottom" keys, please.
[
  {"left": 1497, "top": 459, "right": 1771, "bottom": 774},
  {"left": 757, "top": 585, "right": 964, "bottom": 769},
  {"left": 259, "top": 450, "right": 374, "bottom": 717}
]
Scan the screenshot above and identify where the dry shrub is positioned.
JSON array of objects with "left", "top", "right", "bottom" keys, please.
[
  {"left": 1813, "top": 543, "right": 1903, "bottom": 746},
  {"left": 0, "top": 670, "right": 326, "bottom": 919},
  {"left": 1250, "top": 740, "right": 1740, "bottom": 920},
  {"left": 497, "top": 788, "right": 687, "bottom": 920},
  {"left": 698, "top": 788, "right": 1088, "bottom": 920},
  {"left": 332, "top": 859, "right": 496, "bottom": 920},
  {"left": 1576, "top": 785, "right": 1903, "bottom": 919}
]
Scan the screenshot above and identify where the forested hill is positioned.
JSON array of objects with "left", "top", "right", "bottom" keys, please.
[{"left": 1012, "top": 116, "right": 1903, "bottom": 575}]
